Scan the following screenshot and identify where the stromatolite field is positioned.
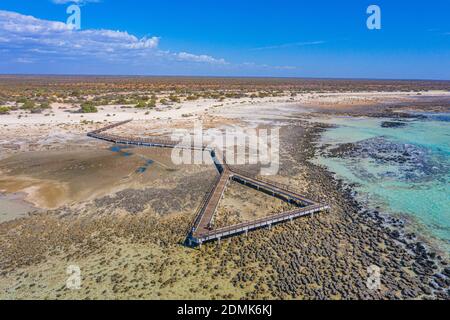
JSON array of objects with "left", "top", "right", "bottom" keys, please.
[{"left": 0, "top": 77, "right": 449, "bottom": 299}]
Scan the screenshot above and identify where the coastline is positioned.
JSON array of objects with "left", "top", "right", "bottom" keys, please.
[
  {"left": 293, "top": 119, "right": 449, "bottom": 299},
  {"left": 0, "top": 89, "right": 449, "bottom": 299},
  {"left": 309, "top": 110, "right": 449, "bottom": 254}
]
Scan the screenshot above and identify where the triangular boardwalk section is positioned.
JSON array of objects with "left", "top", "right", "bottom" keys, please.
[{"left": 87, "top": 120, "right": 329, "bottom": 248}]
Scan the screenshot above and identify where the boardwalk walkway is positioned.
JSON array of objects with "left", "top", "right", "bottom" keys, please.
[{"left": 87, "top": 120, "right": 329, "bottom": 247}]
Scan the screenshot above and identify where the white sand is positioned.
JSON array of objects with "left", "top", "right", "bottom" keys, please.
[{"left": 0, "top": 90, "right": 448, "bottom": 153}]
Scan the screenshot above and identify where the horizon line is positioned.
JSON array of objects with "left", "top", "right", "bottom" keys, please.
[{"left": 1, "top": 73, "right": 450, "bottom": 82}]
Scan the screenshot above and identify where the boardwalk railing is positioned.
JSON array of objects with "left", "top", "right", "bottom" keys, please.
[
  {"left": 198, "top": 171, "right": 231, "bottom": 230},
  {"left": 88, "top": 119, "right": 133, "bottom": 135},
  {"left": 230, "top": 170, "right": 316, "bottom": 206},
  {"left": 87, "top": 120, "right": 330, "bottom": 248},
  {"left": 195, "top": 204, "right": 330, "bottom": 242},
  {"left": 188, "top": 173, "right": 222, "bottom": 234},
  {"left": 230, "top": 167, "right": 313, "bottom": 200}
]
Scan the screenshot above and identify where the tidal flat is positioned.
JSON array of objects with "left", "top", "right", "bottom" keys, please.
[{"left": 0, "top": 77, "right": 449, "bottom": 300}]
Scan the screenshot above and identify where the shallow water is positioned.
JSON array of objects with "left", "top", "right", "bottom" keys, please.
[
  {"left": 0, "top": 147, "right": 163, "bottom": 210},
  {"left": 314, "top": 114, "right": 450, "bottom": 253},
  {"left": 110, "top": 145, "right": 155, "bottom": 173},
  {"left": 110, "top": 145, "right": 133, "bottom": 156},
  {"left": 0, "top": 193, "right": 37, "bottom": 223},
  {"left": 136, "top": 160, "right": 154, "bottom": 173}
]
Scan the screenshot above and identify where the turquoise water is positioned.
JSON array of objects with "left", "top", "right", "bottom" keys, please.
[{"left": 314, "top": 115, "right": 450, "bottom": 252}]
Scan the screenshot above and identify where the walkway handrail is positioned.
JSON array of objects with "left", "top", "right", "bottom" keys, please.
[
  {"left": 202, "top": 171, "right": 231, "bottom": 228},
  {"left": 189, "top": 173, "right": 222, "bottom": 233},
  {"left": 229, "top": 168, "right": 317, "bottom": 204},
  {"left": 88, "top": 119, "right": 133, "bottom": 135},
  {"left": 198, "top": 204, "right": 329, "bottom": 239},
  {"left": 87, "top": 120, "right": 329, "bottom": 247}
]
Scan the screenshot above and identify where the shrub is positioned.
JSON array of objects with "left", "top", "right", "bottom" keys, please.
[
  {"left": 71, "top": 90, "right": 81, "bottom": 97},
  {"left": 135, "top": 101, "right": 147, "bottom": 109},
  {"left": 169, "top": 95, "right": 180, "bottom": 103},
  {"left": 21, "top": 101, "right": 35, "bottom": 110},
  {"left": 80, "top": 102, "right": 98, "bottom": 113},
  {"left": 40, "top": 102, "right": 51, "bottom": 109},
  {"left": 116, "top": 97, "right": 128, "bottom": 104},
  {"left": 0, "top": 106, "right": 10, "bottom": 114},
  {"left": 186, "top": 95, "right": 199, "bottom": 101},
  {"left": 147, "top": 98, "right": 157, "bottom": 108}
]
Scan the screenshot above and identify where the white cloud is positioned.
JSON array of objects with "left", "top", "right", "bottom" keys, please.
[
  {"left": 0, "top": 10, "right": 299, "bottom": 75},
  {"left": 0, "top": 10, "right": 227, "bottom": 68},
  {"left": 240, "top": 62, "right": 298, "bottom": 71},
  {"left": 15, "top": 57, "right": 34, "bottom": 64},
  {"left": 0, "top": 10, "right": 159, "bottom": 54},
  {"left": 251, "top": 41, "right": 325, "bottom": 51},
  {"left": 176, "top": 52, "right": 227, "bottom": 64}
]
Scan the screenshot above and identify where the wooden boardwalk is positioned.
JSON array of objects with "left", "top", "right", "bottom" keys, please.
[
  {"left": 87, "top": 120, "right": 330, "bottom": 247},
  {"left": 194, "top": 168, "right": 231, "bottom": 235}
]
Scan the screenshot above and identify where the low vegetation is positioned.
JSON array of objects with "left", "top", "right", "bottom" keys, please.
[
  {"left": 0, "top": 106, "right": 10, "bottom": 114},
  {"left": 80, "top": 102, "right": 98, "bottom": 113},
  {"left": 21, "top": 101, "right": 35, "bottom": 110}
]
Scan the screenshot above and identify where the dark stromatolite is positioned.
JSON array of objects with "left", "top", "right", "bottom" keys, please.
[{"left": 381, "top": 121, "right": 408, "bottom": 128}]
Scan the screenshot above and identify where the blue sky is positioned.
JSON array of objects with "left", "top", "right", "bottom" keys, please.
[{"left": 0, "top": 0, "right": 449, "bottom": 79}]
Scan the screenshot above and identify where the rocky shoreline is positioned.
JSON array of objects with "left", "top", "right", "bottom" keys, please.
[
  {"left": 0, "top": 111, "right": 448, "bottom": 300},
  {"left": 304, "top": 119, "right": 449, "bottom": 299}
]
